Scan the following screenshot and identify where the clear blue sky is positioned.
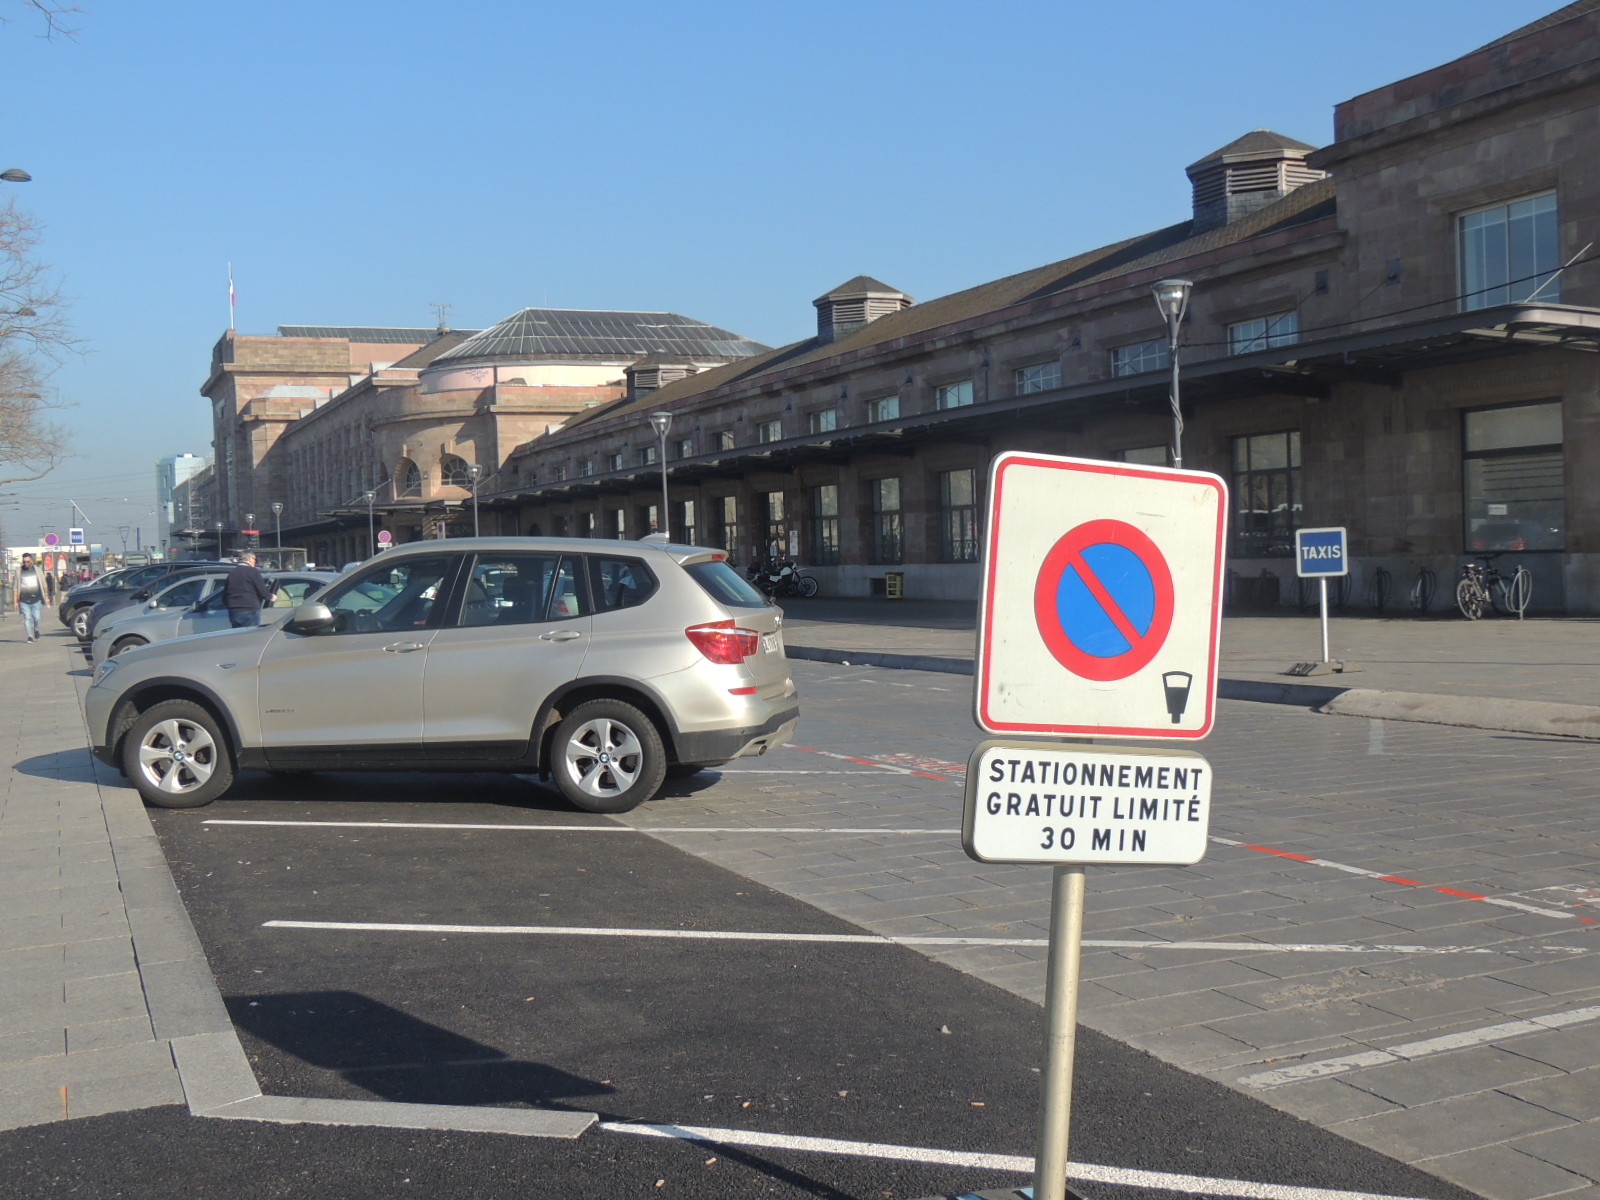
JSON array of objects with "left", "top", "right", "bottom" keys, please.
[{"left": 0, "top": 0, "right": 1563, "bottom": 549}]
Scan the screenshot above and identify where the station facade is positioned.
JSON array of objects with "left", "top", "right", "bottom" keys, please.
[{"left": 478, "top": 3, "right": 1600, "bottom": 613}]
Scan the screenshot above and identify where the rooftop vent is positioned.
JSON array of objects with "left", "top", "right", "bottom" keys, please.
[
  {"left": 1186, "top": 130, "right": 1325, "bottom": 233},
  {"left": 624, "top": 355, "right": 701, "bottom": 401},
  {"left": 814, "top": 276, "right": 913, "bottom": 345}
]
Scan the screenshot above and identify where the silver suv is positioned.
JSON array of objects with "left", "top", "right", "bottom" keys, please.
[{"left": 85, "top": 539, "right": 799, "bottom": 813}]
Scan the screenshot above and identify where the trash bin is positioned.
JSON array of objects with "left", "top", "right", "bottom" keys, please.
[{"left": 886, "top": 572, "right": 905, "bottom": 599}]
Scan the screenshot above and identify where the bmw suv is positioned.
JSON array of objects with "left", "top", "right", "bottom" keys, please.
[{"left": 85, "top": 538, "right": 799, "bottom": 813}]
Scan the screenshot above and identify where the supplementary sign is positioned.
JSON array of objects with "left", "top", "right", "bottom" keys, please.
[
  {"left": 963, "top": 741, "right": 1212, "bottom": 865},
  {"left": 976, "top": 451, "right": 1227, "bottom": 739},
  {"left": 1295, "top": 527, "right": 1348, "bottom": 578}
]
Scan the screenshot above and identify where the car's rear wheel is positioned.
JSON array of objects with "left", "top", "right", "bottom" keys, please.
[
  {"left": 121, "top": 699, "right": 235, "bottom": 809},
  {"left": 110, "top": 635, "right": 148, "bottom": 657},
  {"left": 552, "top": 699, "right": 666, "bottom": 813}
]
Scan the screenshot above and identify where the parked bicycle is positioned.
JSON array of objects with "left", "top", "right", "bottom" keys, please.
[
  {"left": 1409, "top": 566, "right": 1436, "bottom": 616},
  {"left": 1456, "top": 554, "right": 1532, "bottom": 620},
  {"left": 746, "top": 555, "right": 820, "bottom": 599},
  {"left": 1366, "top": 567, "right": 1392, "bottom": 614}
]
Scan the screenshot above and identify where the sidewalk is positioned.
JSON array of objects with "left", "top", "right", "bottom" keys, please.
[{"left": 779, "top": 600, "right": 1600, "bottom": 736}]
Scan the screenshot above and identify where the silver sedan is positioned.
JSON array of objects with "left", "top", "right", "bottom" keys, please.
[{"left": 91, "top": 572, "right": 336, "bottom": 665}]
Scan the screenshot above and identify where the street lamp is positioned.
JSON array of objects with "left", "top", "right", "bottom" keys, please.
[
  {"left": 244, "top": 512, "right": 256, "bottom": 551},
  {"left": 649, "top": 411, "right": 672, "bottom": 538},
  {"left": 1151, "top": 278, "right": 1193, "bottom": 469},
  {"left": 214, "top": 520, "right": 225, "bottom": 559},
  {"left": 0, "top": 169, "right": 30, "bottom": 183},
  {"left": 271, "top": 501, "right": 283, "bottom": 549},
  {"left": 363, "top": 490, "right": 376, "bottom": 558},
  {"left": 117, "top": 525, "right": 130, "bottom": 555},
  {"left": 467, "top": 463, "right": 482, "bottom": 538}
]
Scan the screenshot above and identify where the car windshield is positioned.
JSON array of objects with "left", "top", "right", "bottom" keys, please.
[{"left": 684, "top": 559, "right": 768, "bottom": 608}]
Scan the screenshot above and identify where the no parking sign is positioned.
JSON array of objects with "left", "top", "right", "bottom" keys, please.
[{"left": 976, "top": 451, "right": 1228, "bottom": 739}]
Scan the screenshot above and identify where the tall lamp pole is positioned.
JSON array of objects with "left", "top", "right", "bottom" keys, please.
[
  {"left": 214, "top": 520, "right": 225, "bottom": 559},
  {"left": 649, "top": 411, "right": 672, "bottom": 538},
  {"left": 244, "top": 512, "right": 256, "bottom": 552},
  {"left": 467, "top": 463, "right": 482, "bottom": 537},
  {"left": 1151, "top": 278, "right": 1193, "bottom": 469},
  {"left": 271, "top": 501, "right": 283, "bottom": 549},
  {"left": 363, "top": 491, "right": 376, "bottom": 558}
]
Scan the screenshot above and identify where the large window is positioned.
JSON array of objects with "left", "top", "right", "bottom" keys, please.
[
  {"left": 717, "top": 430, "right": 736, "bottom": 452},
  {"left": 936, "top": 380, "right": 974, "bottom": 409},
  {"left": 758, "top": 418, "right": 783, "bottom": 444},
  {"left": 763, "top": 491, "right": 787, "bottom": 556},
  {"left": 639, "top": 444, "right": 658, "bottom": 466},
  {"left": 810, "top": 484, "right": 840, "bottom": 564},
  {"left": 939, "top": 469, "right": 978, "bottom": 563},
  {"left": 1231, "top": 431, "right": 1302, "bottom": 557},
  {"left": 1463, "top": 401, "right": 1564, "bottom": 552},
  {"left": 1228, "top": 313, "right": 1299, "bottom": 355},
  {"left": 677, "top": 499, "right": 696, "bottom": 544},
  {"left": 440, "top": 456, "right": 472, "bottom": 488},
  {"left": 605, "top": 452, "right": 623, "bottom": 472},
  {"left": 400, "top": 459, "right": 422, "bottom": 496},
  {"left": 675, "top": 437, "right": 694, "bottom": 459},
  {"left": 1460, "top": 193, "right": 1559, "bottom": 311},
  {"left": 866, "top": 395, "right": 899, "bottom": 422},
  {"left": 871, "top": 477, "right": 902, "bottom": 564},
  {"left": 1111, "top": 339, "right": 1168, "bottom": 377},
  {"left": 714, "top": 495, "right": 739, "bottom": 561},
  {"left": 1015, "top": 362, "right": 1062, "bottom": 394},
  {"left": 808, "top": 408, "right": 838, "bottom": 434}
]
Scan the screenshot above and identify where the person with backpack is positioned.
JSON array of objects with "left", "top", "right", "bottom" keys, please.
[{"left": 13, "top": 553, "right": 45, "bottom": 642}]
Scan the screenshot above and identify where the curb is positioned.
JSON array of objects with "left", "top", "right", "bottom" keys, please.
[{"left": 785, "top": 644, "right": 1600, "bottom": 740}]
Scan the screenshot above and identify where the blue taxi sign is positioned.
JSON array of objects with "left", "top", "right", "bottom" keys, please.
[{"left": 1295, "top": 527, "right": 1347, "bottom": 578}]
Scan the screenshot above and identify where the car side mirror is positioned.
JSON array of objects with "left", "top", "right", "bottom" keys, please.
[
  {"left": 133, "top": 589, "right": 151, "bottom": 600},
  {"left": 287, "top": 601, "right": 335, "bottom": 634}
]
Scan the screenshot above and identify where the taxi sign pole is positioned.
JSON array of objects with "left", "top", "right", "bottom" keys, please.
[
  {"left": 1034, "top": 861, "right": 1087, "bottom": 1200},
  {"left": 1320, "top": 575, "right": 1330, "bottom": 664}
]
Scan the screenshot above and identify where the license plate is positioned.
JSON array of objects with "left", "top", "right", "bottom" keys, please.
[{"left": 762, "top": 632, "right": 781, "bottom": 653}]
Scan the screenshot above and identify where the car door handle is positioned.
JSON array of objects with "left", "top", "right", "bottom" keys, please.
[
  {"left": 383, "top": 641, "right": 426, "bottom": 653},
  {"left": 538, "top": 630, "right": 583, "bottom": 642}
]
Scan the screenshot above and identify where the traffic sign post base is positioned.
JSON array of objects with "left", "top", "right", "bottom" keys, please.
[{"left": 1285, "top": 659, "right": 1362, "bottom": 677}]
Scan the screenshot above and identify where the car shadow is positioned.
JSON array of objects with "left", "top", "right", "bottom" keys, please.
[
  {"left": 229, "top": 989, "right": 611, "bottom": 1111},
  {"left": 11, "top": 748, "right": 103, "bottom": 785}
]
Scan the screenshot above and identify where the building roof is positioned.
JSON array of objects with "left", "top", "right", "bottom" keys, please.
[
  {"left": 388, "top": 329, "right": 480, "bottom": 369},
  {"left": 276, "top": 326, "right": 461, "bottom": 343},
  {"left": 1188, "top": 129, "right": 1318, "bottom": 170},
  {"left": 815, "top": 275, "right": 905, "bottom": 300},
  {"left": 431, "top": 308, "right": 770, "bottom": 365},
  {"left": 541, "top": 176, "right": 1337, "bottom": 441},
  {"left": 1479, "top": 0, "right": 1600, "bottom": 49}
]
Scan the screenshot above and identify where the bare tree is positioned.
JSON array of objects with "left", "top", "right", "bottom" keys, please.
[
  {"left": 0, "top": 349, "right": 66, "bottom": 485},
  {"left": 0, "top": 201, "right": 77, "bottom": 485},
  {"left": 3, "top": 0, "right": 80, "bottom": 39}
]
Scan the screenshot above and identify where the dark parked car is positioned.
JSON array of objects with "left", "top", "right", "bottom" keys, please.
[{"left": 59, "top": 561, "right": 232, "bottom": 639}]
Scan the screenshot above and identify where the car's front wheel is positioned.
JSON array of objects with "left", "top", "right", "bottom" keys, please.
[
  {"left": 122, "top": 699, "right": 235, "bottom": 809},
  {"left": 70, "top": 607, "right": 91, "bottom": 638},
  {"left": 551, "top": 699, "right": 666, "bottom": 814},
  {"left": 110, "top": 635, "right": 148, "bottom": 658}
]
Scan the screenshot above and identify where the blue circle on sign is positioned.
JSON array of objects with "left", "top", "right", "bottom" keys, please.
[{"left": 1055, "top": 543, "right": 1156, "bottom": 657}]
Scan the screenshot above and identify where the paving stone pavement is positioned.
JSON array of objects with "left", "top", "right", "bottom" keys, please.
[
  {"left": 779, "top": 599, "right": 1600, "bottom": 708},
  {"left": 622, "top": 662, "right": 1600, "bottom": 1200},
  {"left": 0, "top": 624, "right": 230, "bottom": 1133}
]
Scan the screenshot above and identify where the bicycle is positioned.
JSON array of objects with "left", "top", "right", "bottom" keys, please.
[
  {"left": 1409, "top": 567, "right": 1436, "bottom": 616},
  {"left": 1456, "top": 555, "right": 1532, "bottom": 620},
  {"left": 1366, "top": 567, "right": 1392, "bottom": 614}
]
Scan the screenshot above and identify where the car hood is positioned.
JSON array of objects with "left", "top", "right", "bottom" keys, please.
[{"left": 112, "top": 622, "right": 277, "bottom": 668}]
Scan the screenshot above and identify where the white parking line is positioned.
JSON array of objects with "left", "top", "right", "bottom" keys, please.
[
  {"left": 1238, "top": 1003, "right": 1600, "bottom": 1088},
  {"left": 205, "top": 820, "right": 960, "bottom": 835},
  {"left": 600, "top": 1121, "right": 1446, "bottom": 1200},
  {"left": 260, "top": 920, "right": 1580, "bottom": 956}
]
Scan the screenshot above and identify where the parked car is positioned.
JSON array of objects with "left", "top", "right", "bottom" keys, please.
[
  {"left": 59, "top": 560, "right": 232, "bottom": 638},
  {"left": 91, "top": 571, "right": 336, "bottom": 665},
  {"left": 81, "top": 566, "right": 224, "bottom": 644},
  {"left": 85, "top": 538, "right": 799, "bottom": 813}
]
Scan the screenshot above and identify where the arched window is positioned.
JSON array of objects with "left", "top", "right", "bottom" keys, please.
[
  {"left": 440, "top": 455, "right": 472, "bottom": 488},
  {"left": 400, "top": 459, "right": 422, "bottom": 496},
  {"left": 527, "top": 522, "right": 542, "bottom": 537}
]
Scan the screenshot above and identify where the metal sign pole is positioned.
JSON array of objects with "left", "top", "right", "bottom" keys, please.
[
  {"left": 1033, "top": 863, "right": 1087, "bottom": 1200},
  {"left": 1320, "top": 576, "right": 1330, "bottom": 664}
]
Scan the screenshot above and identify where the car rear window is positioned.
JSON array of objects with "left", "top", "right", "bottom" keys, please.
[{"left": 684, "top": 560, "right": 768, "bottom": 608}]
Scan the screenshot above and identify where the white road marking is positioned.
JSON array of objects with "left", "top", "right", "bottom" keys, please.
[
  {"left": 260, "top": 920, "right": 1580, "bottom": 956},
  {"left": 1239, "top": 1003, "right": 1600, "bottom": 1088},
  {"left": 1210, "top": 836, "right": 1581, "bottom": 920},
  {"left": 205, "top": 820, "right": 959, "bottom": 835},
  {"left": 600, "top": 1121, "right": 1446, "bottom": 1200},
  {"left": 1367, "top": 719, "right": 1384, "bottom": 756}
]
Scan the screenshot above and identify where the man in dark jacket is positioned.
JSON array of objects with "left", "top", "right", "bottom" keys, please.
[{"left": 224, "top": 553, "right": 274, "bottom": 627}]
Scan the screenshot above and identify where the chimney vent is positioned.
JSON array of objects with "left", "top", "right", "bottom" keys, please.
[
  {"left": 1186, "top": 130, "right": 1325, "bottom": 233},
  {"left": 814, "top": 276, "right": 912, "bottom": 344}
]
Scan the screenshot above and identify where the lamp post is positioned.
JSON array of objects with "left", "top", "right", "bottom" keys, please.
[
  {"left": 271, "top": 501, "right": 283, "bottom": 549},
  {"left": 649, "top": 411, "right": 672, "bottom": 538},
  {"left": 363, "top": 491, "right": 376, "bottom": 558},
  {"left": 244, "top": 512, "right": 256, "bottom": 552},
  {"left": 214, "top": 520, "right": 225, "bottom": 559},
  {"left": 1150, "top": 278, "right": 1193, "bottom": 469},
  {"left": 467, "top": 463, "right": 482, "bottom": 538}
]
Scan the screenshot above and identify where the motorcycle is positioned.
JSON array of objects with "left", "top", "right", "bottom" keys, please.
[{"left": 745, "top": 555, "right": 819, "bottom": 599}]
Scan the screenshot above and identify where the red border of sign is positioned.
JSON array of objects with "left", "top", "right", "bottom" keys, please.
[
  {"left": 976, "top": 451, "right": 1228, "bottom": 740},
  {"left": 1033, "top": 518, "right": 1175, "bottom": 682}
]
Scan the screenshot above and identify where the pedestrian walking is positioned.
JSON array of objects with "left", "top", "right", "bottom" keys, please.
[
  {"left": 12, "top": 553, "right": 45, "bottom": 642},
  {"left": 224, "top": 552, "right": 274, "bottom": 627}
]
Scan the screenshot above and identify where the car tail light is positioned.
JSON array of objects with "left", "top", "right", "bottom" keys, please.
[
  {"left": 728, "top": 686, "right": 757, "bottom": 695},
  {"left": 686, "top": 619, "right": 759, "bottom": 664}
]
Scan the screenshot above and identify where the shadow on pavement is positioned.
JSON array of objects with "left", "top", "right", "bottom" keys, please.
[{"left": 11, "top": 748, "right": 103, "bottom": 784}]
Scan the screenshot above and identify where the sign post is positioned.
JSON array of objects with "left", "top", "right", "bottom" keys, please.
[
  {"left": 966, "top": 451, "right": 1226, "bottom": 1200},
  {"left": 1289, "top": 527, "right": 1351, "bottom": 677}
]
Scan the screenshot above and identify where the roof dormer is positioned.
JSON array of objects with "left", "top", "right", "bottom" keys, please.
[
  {"left": 1186, "top": 130, "right": 1325, "bottom": 233},
  {"left": 813, "top": 276, "right": 913, "bottom": 345}
]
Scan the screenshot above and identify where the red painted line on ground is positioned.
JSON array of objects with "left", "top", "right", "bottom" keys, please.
[
  {"left": 1377, "top": 876, "right": 1425, "bottom": 887},
  {"left": 1246, "top": 844, "right": 1316, "bottom": 863},
  {"left": 1435, "top": 887, "right": 1487, "bottom": 900}
]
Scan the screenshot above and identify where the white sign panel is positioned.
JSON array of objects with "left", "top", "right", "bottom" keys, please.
[
  {"left": 976, "top": 451, "right": 1227, "bottom": 740},
  {"left": 963, "top": 741, "right": 1213, "bottom": 866}
]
